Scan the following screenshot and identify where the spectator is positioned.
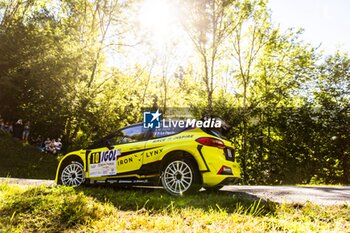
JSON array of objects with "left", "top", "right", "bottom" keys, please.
[
  {"left": 3, "top": 121, "right": 12, "bottom": 134},
  {"left": 54, "top": 138, "right": 63, "bottom": 155},
  {"left": 8, "top": 121, "right": 13, "bottom": 135},
  {"left": 22, "top": 121, "right": 30, "bottom": 143},
  {"left": 13, "top": 119, "right": 23, "bottom": 139},
  {"left": 44, "top": 138, "right": 51, "bottom": 153},
  {"left": 0, "top": 115, "right": 6, "bottom": 134},
  {"left": 49, "top": 139, "right": 56, "bottom": 154},
  {"left": 0, "top": 119, "right": 4, "bottom": 133},
  {"left": 52, "top": 139, "right": 62, "bottom": 155}
]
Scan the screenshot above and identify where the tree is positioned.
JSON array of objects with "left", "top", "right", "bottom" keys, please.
[
  {"left": 313, "top": 52, "right": 350, "bottom": 184},
  {"left": 180, "top": 0, "right": 243, "bottom": 115}
]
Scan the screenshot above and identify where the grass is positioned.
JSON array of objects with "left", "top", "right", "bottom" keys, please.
[
  {"left": 0, "top": 133, "right": 58, "bottom": 179},
  {"left": 0, "top": 184, "right": 349, "bottom": 232}
]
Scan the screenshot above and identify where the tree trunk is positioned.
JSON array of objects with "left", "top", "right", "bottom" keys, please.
[
  {"left": 241, "top": 81, "right": 248, "bottom": 183},
  {"left": 342, "top": 153, "right": 349, "bottom": 184}
]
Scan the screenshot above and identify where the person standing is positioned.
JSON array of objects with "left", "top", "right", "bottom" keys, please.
[
  {"left": 8, "top": 121, "right": 13, "bottom": 135},
  {"left": 13, "top": 119, "right": 23, "bottom": 139},
  {"left": 3, "top": 122, "right": 9, "bottom": 134},
  {"left": 22, "top": 121, "right": 30, "bottom": 143},
  {"left": 0, "top": 119, "right": 4, "bottom": 133}
]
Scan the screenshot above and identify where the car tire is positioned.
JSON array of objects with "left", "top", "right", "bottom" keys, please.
[
  {"left": 161, "top": 157, "right": 200, "bottom": 196},
  {"left": 59, "top": 160, "right": 86, "bottom": 186}
]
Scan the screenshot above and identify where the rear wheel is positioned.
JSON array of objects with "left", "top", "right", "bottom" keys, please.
[
  {"left": 161, "top": 158, "right": 200, "bottom": 196},
  {"left": 59, "top": 161, "right": 85, "bottom": 186}
]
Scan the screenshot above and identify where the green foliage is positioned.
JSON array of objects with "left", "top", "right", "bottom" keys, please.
[{"left": 0, "top": 185, "right": 349, "bottom": 232}]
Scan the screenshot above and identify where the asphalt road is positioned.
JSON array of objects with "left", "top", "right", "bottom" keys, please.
[
  {"left": 1, "top": 178, "right": 349, "bottom": 205},
  {"left": 221, "top": 185, "right": 350, "bottom": 206}
]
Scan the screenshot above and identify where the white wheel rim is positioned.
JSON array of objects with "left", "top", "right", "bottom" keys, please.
[
  {"left": 163, "top": 161, "right": 193, "bottom": 194},
  {"left": 61, "top": 163, "right": 85, "bottom": 186}
]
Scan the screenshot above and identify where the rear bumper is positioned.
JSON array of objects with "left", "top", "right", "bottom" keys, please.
[
  {"left": 201, "top": 173, "right": 241, "bottom": 187},
  {"left": 216, "top": 177, "right": 241, "bottom": 186},
  {"left": 196, "top": 144, "right": 241, "bottom": 187}
]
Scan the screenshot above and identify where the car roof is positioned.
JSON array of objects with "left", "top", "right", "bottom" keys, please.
[{"left": 119, "top": 122, "right": 143, "bottom": 130}]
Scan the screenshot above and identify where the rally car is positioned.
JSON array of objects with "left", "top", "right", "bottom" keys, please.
[{"left": 55, "top": 120, "right": 241, "bottom": 196}]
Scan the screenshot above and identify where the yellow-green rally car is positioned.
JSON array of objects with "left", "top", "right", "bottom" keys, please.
[{"left": 55, "top": 121, "right": 241, "bottom": 196}]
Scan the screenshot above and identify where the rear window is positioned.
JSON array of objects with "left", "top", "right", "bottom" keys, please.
[
  {"left": 201, "top": 128, "right": 228, "bottom": 140},
  {"left": 200, "top": 118, "right": 231, "bottom": 139}
]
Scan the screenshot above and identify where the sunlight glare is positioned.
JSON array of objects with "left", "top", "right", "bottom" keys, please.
[{"left": 138, "top": 0, "right": 179, "bottom": 48}]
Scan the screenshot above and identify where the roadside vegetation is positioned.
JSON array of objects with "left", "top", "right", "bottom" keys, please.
[
  {"left": 0, "top": 134, "right": 58, "bottom": 180},
  {"left": 0, "top": 184, "right": 349, "bottom": 232}
]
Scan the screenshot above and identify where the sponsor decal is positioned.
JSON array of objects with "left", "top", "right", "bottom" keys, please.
[
  {"left": 89, "top": 149, "right": 120, "bottom": 177},
  {"left": 143, "top": 148, "right": 163, "bottom": 158},
  {"left": 101, "top": 150, "right": 118, "bottom": 162},
  {"left": 117, "top": 157, "right": 133, "bottom": 166},
  {"left": 152, "top": 138, "right": 166, "bottom": 143},
  {"left": 167, "top": 135, "right": 194, "bottom": 140}
]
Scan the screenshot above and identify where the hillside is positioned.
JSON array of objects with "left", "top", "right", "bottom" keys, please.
[{"left": 0, "top": 133, "right": 58, "bottom": 180}]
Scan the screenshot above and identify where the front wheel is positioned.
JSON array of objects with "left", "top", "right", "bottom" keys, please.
[
  {"left": 59, "top": 161, "right": 85, "bottom": 186},
  {"left": 161, "top": 158, "right": 200, "bottom": 196}
]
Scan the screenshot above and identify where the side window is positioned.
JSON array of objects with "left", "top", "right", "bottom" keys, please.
[{"left": 110, "top": 125, "right": 148, "bottom": 144}]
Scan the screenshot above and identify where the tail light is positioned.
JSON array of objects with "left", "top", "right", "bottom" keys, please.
[
  {"left": 217, "top": 166, "right": 233, "bottom": 175},
  {"left": 195, "top": 137, "right": 225, "bottom": 149}
]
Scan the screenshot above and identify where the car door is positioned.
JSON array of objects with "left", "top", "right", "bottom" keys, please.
[
  {"left": 87, "top": 124, "right": 149, "bottom": 178},
  {"left": 143, "top": 122, "right": 184, "bottom": 164}
]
